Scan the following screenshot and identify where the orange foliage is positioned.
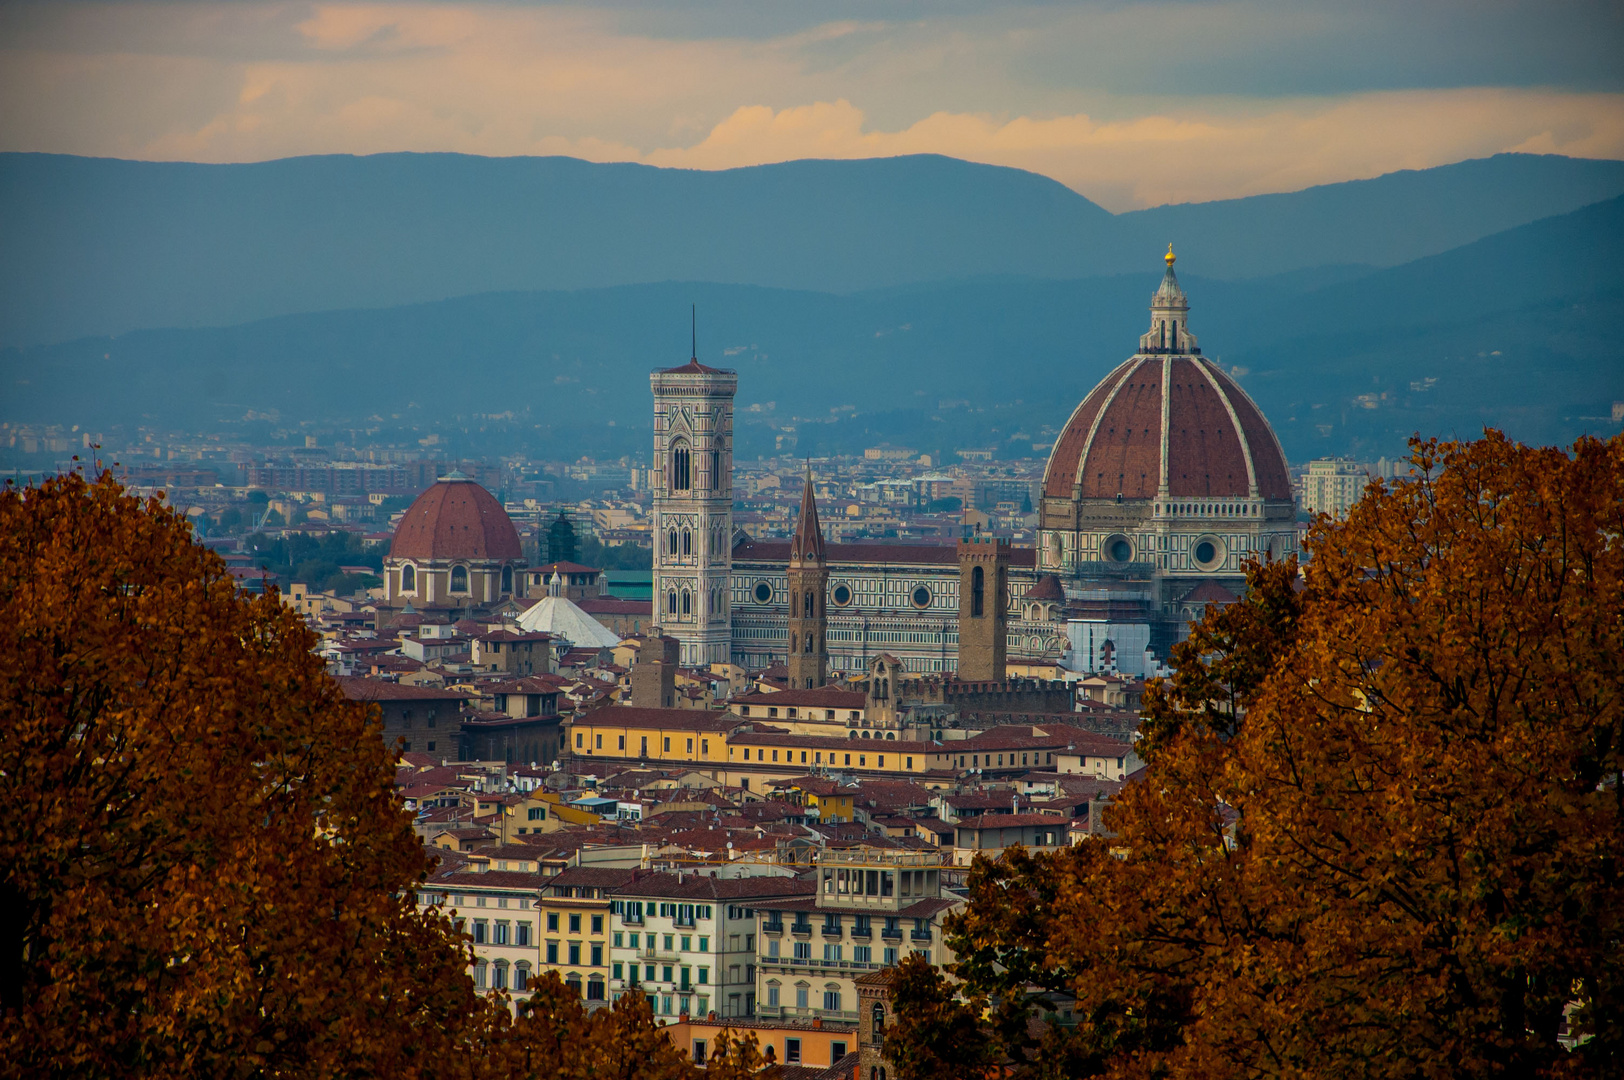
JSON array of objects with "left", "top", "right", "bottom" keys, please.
[
  {"left": 898, "top": 432, "right": 1624, "bottom": 1078},
  {"left": 0, "top": 473, "right": 710, "bottom": 1078}
]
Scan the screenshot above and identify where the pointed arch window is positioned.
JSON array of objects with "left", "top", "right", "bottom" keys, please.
[
  {"left": 670, "top": 439, "right": 691, "bottom": 492},
  {"left": 400, "top": 564, "right": 416, "bottom": 593},
  {"left": 450, "top": 565, "right": 470, "bottom": 593},
  {"left": 681, "top": 590, "right": 691, "bottom": 617},
  {"left": 668, "top": 530, "right": 679, "bottom": 556},
  {"left": 681, "top": 529, "right": 692, "bottom": 557},
  {"left": 804, "top": 592, "right": 815, "bottom": 618},
  {"left": 667, "top": 591, "right": 678, "bottom": 615},
  {"left": 971, "top": 565, "right": 984, "bottom": 618},
  {"left": 500, "top": 566, "right": 512, "bottom": 594}
]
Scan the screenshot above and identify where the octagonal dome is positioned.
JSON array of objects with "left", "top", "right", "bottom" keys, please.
[
  {"left": 389, "top": 472, "right": 522, "bottom": 562},
  {"left": 1041, "top": 254, "right": 1291, "bottom": 504}
]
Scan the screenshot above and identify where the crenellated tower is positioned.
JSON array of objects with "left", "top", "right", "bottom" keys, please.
[
  {"left": 650, "top": 336, "right": 736, "bottom": 667},
  {"left": 785, "top": 468, "right": 829, "bottom": 689}
]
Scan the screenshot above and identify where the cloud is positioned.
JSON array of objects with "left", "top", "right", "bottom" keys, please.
[
  {"left": 0, "top": 2, "right": 1620, "bottom": 209},
  {"left": 639, "top": 91, "right": 1624, "bottom": 209}
]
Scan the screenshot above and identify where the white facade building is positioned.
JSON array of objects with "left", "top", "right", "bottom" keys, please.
[{"left": 650, "top": 356, "right": 737, "bottom": 666}]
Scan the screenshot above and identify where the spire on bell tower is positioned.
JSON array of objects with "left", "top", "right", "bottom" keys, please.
[{"left": 786, "top": 465, "right": 829, "bottom": 689}]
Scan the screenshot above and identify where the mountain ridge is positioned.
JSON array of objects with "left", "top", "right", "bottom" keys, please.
[{"left": 3, "top": 150, "right": 1622, "bottom": 348}]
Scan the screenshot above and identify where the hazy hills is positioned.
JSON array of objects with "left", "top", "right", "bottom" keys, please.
[
  {"left": 7, "top": 194, "right": 1619, "bottom": 464},
  {"left": 4, "top": 151, "right": 1624, "bottom": 348}
]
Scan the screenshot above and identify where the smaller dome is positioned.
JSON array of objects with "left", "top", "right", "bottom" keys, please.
[{"left": 389, "top": 475, "right": 522, "bottom": 562}]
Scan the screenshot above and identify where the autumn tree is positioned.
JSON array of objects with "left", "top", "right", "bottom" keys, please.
[
  {"left": 0, "top": 472, "right": 513, "bottom": 1077},
  {"left": 891, "top": 431, "right": 1624, "bottom": 1079}
]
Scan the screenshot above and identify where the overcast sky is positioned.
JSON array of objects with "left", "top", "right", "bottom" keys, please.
[{"left": 2, "top": 0, "right": 1621, "bottom": 209}]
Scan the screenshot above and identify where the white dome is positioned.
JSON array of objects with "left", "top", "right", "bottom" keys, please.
[{"left": 515, "top": 594, "right": 624, "bottom": 650}]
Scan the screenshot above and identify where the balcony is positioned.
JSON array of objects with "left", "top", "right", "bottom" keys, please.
[
  {"left": 849, "top": 926, "right": 872, "bottom": 940},
  {"left": 880, "top": 927, "right": 903, "bottom": 941},
  {"left": 910, "top": 930, "right": 933, "bottom": 943},
  {"left": 820, "top": 925, "right": 843, "bottom": 939},
  {"left": 762, "top": 922, "right": 785, "bottom": 936},
  {"left": 790, "top": 923, "right": 814, "bottom": 937}
]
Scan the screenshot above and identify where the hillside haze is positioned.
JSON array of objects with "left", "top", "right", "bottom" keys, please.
[
  {"left": 3, "top": 151, "right": 1624, "bottom": 348},
  {"left": 7, "top": 195, "right": 1619, "bottom": 465}
]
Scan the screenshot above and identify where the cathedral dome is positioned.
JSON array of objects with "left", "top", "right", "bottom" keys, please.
[
  {"left": 389, "top": 472, "right": 522, "bottom": 562},
  {"left": 1041, "top": 259, "right": 1291, "bottom": 504}
]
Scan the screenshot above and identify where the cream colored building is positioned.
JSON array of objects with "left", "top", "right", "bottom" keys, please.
[{"left": 1300, "top": 458, "right": 1372, "bottom": 518}]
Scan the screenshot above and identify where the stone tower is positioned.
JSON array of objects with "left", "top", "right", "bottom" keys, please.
[
  {"left": 785, "top": 469, "right": 829, "bottom": 690},
  {"left": 630, "top": 631, "right": 679, "bottom": 710},
  {"left": 956, "top": 534, "right": 1009, "bottom": 681},
  {"left": 650, "top": 345, "right": 737, "bottom": 667}
]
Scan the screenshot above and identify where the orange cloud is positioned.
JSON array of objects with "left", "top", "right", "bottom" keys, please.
[{"left": 0, "top": 3, "right": 1620, "bottom": 209}]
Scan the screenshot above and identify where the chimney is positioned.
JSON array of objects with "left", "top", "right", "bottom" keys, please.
[{"left": 1012, "top": 794, "right": 1019, "bottom": 816}]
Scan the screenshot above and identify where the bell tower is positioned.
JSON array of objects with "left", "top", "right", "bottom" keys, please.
[
  {"left": 956, "top": 533, "right": 1009, "bottom": 681},
  {"left": 786, "top": 468, "right": 828, "bottom": 689},
  {"left": 650, "top": 331, "right": 736, "bottom": 667}
]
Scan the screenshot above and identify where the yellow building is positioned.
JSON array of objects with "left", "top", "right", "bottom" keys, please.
[
  {"left": 767, "top": 777, "right": 857, "bottom": 824},
  {"left": 569, "top": 706, "right": 740, "bottom": 765},
  {"left": 535, "top": 865, "right": 637, "bottom": 1003}
]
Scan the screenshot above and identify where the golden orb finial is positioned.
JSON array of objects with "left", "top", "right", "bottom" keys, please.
[{"left": 1165, "top": 243, "right": 1176, "bottom": 267}]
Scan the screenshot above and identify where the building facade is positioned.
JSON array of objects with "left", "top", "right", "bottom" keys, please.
[
  {"left": 1300, "top": 458, "right": 1372, "bottom": 517},
  {"left": 645, "top": 252, "right": 1297, "bottom": 677},
  {"left": 1036, "top": 249, "right": 1297, "bottom": 656},
  {"left": 650, "top": 356, "right": 737, "bottom": 667},
  {"left": 754, "top": 848, "right": 957, "bottom": 1025}
]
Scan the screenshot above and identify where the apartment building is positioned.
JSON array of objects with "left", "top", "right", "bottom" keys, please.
[
  {"left": 535, "top": 866, "right": 636, "bottom": 1002},
  {"left": 753, "top": 848, "right": 959, "bottom": 1025},
  {"left": 607, "top": 872, "right": 814, "bottom": 1020}
]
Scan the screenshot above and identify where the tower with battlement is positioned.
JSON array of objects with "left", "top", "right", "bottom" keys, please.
[{"left": 956, "top": 534, "right": 1010, "bottom": 681}]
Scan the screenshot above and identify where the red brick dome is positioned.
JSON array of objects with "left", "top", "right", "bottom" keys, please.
[
  {"left": 389, "top": 474, "right": 522, "bottom": 562},
  {"left": 1042, "top": 257, "right": 1291, "bottom": 504},
  {"left": 1042, "top": 355, "right": 1291, "bottom": 502}
]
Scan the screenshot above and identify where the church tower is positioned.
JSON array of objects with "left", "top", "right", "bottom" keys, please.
[
  {"left": 956, "top": 533, "right": 1009, "bottom": 681},
  {"left": 785, "top": 469, "right": 828, "bottom": 689},
  {"left": 650, "top": 337, "right": 736, "bottom": 667}
]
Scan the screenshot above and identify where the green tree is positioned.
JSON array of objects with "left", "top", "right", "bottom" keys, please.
[{"left": 546, "top": 511, "right": 578, "bottom": 564}]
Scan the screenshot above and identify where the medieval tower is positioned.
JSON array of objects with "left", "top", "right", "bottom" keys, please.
[
  {"left": 650, "top": 344, "right": 736, "bottom": 667},
  {"left": 955, "top": 533, "right": 1010, "bottom": 681},
  {"left": 785, "top": 470, "right": 829, "bottom": 689}
]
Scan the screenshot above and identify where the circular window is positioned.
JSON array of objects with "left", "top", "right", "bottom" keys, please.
[
  {"left": 832, "top": 583, "right": 853, "bottom": 606},
  {"left": 911, "top": 585, "right": 932, "bottom": 609},
  {"left": 753, "top": 581, "right": 773, "bottom": 604},
  {"left": 1104, "top": 534, "right": 1133, "bottom": 564},
  {"left": 1192, "top": 535, "right": 1226, "bottom": 571}
]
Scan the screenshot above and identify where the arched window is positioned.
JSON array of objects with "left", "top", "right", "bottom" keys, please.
[
  {"left": 805, "top": 633, "right": 814, "bottom": 654},
  {"left": 804, "top": 591, "right": 814, "bottom": 618},
  {"left": 492, "top": 960, "right": 509, "bottom": 991},
  {"left": 667, "top": 591, "right": 678, "bottom": 615},
  {"left": 400, "top": 564, "right": 416, "bottom": 592},
  {"left": 671, "top": 439, "right": 691, "bottom": 491},
  {"left": 668, "top": 530, "right": 678, "bottom": 556},
  {"left": 681, "top": 529, "right": 691, "bottom": 557},
  {"left": 873, "top": 1001, "right": 886, "bottom": 1034},
  {"left": 971, "top": 565, "right": 984, "bottom": 617},
  {"left": 500, "top": 565, "right": 512, "bottom": 594},
  {"left": 681, "top": 590, "right": 691, "bottom": 616},
  {"left": 710, "top": 448, "right": 721, "bottom": 491},
  {"left": 790, "top": 632, "right": 797, "bottom": 653},
  {"left": 450, "top": 565, "right": 469, "bottom": 593}
]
